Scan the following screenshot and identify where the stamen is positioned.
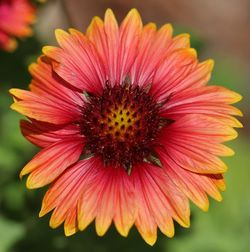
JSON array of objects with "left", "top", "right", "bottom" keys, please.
[{"left": 81, "top": 82, "right": 172, "bottom": 173}]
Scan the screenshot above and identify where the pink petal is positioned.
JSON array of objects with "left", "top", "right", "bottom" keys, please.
[
  {"left": 158, "top": 114, "right": 238, "bottom": 174},
  {"left": 20, "top": 120, "right": 80, "bottom": 148},
  {"left": 117, "top": 8, "right": 142, "bottom": 83},
  {"left": 150, "top": 48, "right": 198, "bottom": 101},
  {"left": 157, "top": 147, "right": 223, "bottom": 210},
  {"left": 130, "top": 23, "right": 173, "bottom": 87},
  {"left": 21, "top": 136, "right": 84, "bottom": 188},
  {"left": 132, "top": 163, "right": 190, "bottom": 245},
  {"left": 87, "top": 9, "right": 143, "bottom": 85},
  {"left": 78, "top": 164, "right": 136, "bottom": 237},
  {"left": 152, "top": 58, "right": 214, "bottom": 102},
  {"left": 43, "top": 29, "right": 105, "bottom": 94},
  {"left": 161, "top": 85, "right": 242, "bottom": 128},
  {"left": 39, "top": 158, "right": 100, "bottom": 226},
  {"left": 29, "top": 56, "right": 83, "bottom": 108},
  {"left": 10, "top": 89, "right": 80, "bottom": 124}
]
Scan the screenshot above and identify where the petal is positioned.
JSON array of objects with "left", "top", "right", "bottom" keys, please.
[
  {"left": 102, "top": 8, "right": 119, "bottom": 84},
  {"left": 117, "top": 8, "right": 142, "bottom": 83},
  {"left": 159, "top": 117, "right": 235, "bottom": 157},
  {"left": 150, "top": 48, "right": 198, "bottom": 101},
  {"left": 158, "top": 114, "right": 238, "bottom": 174},
  {"left": 151, "top": 56, "right": 214, "bottom": 100},
  {"left": 165, "top": 143, "right": 228, "bottom": 174},
  {"left": 10, "top": 88, "right": 80, "bottom": 124},
  {"left": 166, "top": 114, "right": 238, "bottom": 142},
  {"left": 156, "top": 147, "right": 223, "bottom": 211},
  {"left": 20, "top": 120, "right": 80, "bottom": 148},
  {"left": 211, "top": 174, "right": 226, "bottom": 191},
  {"left": 87, "top": 9, "right": 143, "bottom": 85},
  {"left": 43, "top": 29, "right": 106, "bottom": 94},
  {"left": 113, "top": 171, "right": 137, "bottom": 237},
  {"left": 86, "top": 16, "right": 107, "bottom": 68},
  {"left": 168, "top": 33, "right": 190, "bottom": 50},
  {"left": 29, "top": 56, "right": 83, "bottom": 108},
  {"left": 166, "top": 85, "right": 242, "bottom": 105},
  {"left": 130, "top": 23, "right": 173, "bottom": 87},
  {"left": 132, "top": 163, "right": 190, "bottom": 245},
  {"left": 78, "top": 164, "right": 136, "bottom": 237},
  {"left": 94, "top": 170, "right": 116, "bottom": 236},
  {"left": 161, "top": 86, "right": 242, "bottom": 127},
  {"left": 40, "top": 158, "right": 99, "bottom": 230},
  {"left": 21, "top": 137, "right": 84, "bottom": 188},
  {"left": 64, "top": 208, "right": 78, "bottom": 236}
]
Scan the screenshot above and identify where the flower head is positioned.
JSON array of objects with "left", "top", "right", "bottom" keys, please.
[
  {"left": 10, "top": 9, "right": 242, "bottom": 245},
  {"left": 0, "top": 0, "right": 35, "bottom": 52}
]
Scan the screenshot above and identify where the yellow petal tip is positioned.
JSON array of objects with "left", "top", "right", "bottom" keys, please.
[
  {"left": 105, "top": 8, "right": 115, "bottom": 17},
  {"left": 143, "top": 234, "right": 157, "bottom": 246},
  {"left": 42, "top": 45, "right": 55, "bottom": 55},
  {"left": 187, "top": 48, "right": 197, "bottom": 58},
  {"left": 128, "top": 8, "right": 140, "bottom": 17},
  {"left": 205, "top": 59, "right": 215, "bottom": 70},
  {"left": 39, "top": 209, "right": 45, "bottom": 218},
  {"left": 55, "top": 29, "right": 69, "bottom": 44},
  {"left": 64, "top": 227, "right": 77, "bottom": 237},
  {"left": 9, "top": 88, "right": 19, "bottom": 96}
]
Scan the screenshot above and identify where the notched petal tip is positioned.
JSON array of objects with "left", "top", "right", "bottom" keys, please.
[
  {"left": 201, "top": 203, "right": 209, "bottom": 212},
  {"left": 26, "top": 175, "right": 40, "bottom": 189},
  {"left": 55, "top": 29, "right": 70, "bottom": 45},
  {"left": 226, "top": 90, "right": 243, "bottom": 105},
  {"left": 215, "top": 194, "right": 223, "bottom": 202},
  {"left": 28, "top": 62, "right": 38, "bottom": 73},
  {"left": 9, "top": 88, "right": 20, "bottom": 97},
  {"left": 144, "top": 22, "right": 157, "bottom": 31},
  {"left": 9, "top": 103, "right": 19, "bottom": 112},
  {"left": 203, "top": 59, "right": 215, "bottom": 72},
  {"left": 95, "top": 220, "right": 112, "bottom": 237},
  {"left": 39, "top": 198, "right": 53, "bottom": 218},
  {"left": 19, "top": 168, "right": 28, "bottom": 180},
  {"left": 114, "top": 218, "right": 135, "bottom": 238},
  {"left": 39, "top": 204, "right": 47, "bottom": 218},
  {"left": 180, "top": 219, "right": 190, "bottom": 228},
  {"left": 142, "top": 234, "right": 157, "bottom": 246},
  {"left": 184, "top": 48, "right": 197, "bottom": 59},
  {"left": 49, "top": 219, "right": 60, "bottom": 229},
  {"left": 68, "top": 28, "right": 81, "bottom": 34},
  {"left": 104, "top": 8, "right": 117, "bottom": 22},
  {"left": 165, "top": 23, "right": 173, "bottom": 33},
  {"left": 232, "top": 118, "right": 243, "bottom": 128},
  {"left": 173, "top": 33, "right": 191, "bottom": 48},
  {"left": 86, "top": 16, "right": 104, "bottom": 36},
  {"left": 64, "top": 226, "right": 77, "bottom": 237},
  {"left": 42, "top": 45, "right": 59, "bottom": 58},
  {"left": 228, "top": 128, "right": 238, "bottom": 141},
  {"left": 126, "top": 8, "right": 141, "bottom": 20},
  {"left": 115, "top": 227, "right": 129, "bottom": 237},
  {"left": 159, "top": 23, "right": 173, "bottom": 37},
  {"left": 122, "top": 8, "right": 143, "bottom": 32},
  {"left": 222, "top": 145, "right": 235, "bottom": 156}
]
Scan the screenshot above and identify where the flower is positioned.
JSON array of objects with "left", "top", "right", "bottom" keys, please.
[
  {"left": 10, "top": 9, "right": 242, "bottom": 245},
  {"left": 0, "top": 0, "right": 36, "bottom": 52}
]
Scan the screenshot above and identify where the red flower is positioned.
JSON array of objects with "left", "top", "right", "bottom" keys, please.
[
  {"left": 0, "top": 0, "right": 35, "bottom": 51},
  {"left": 10, "top": 9, "right": 242, "bottom": 245}
]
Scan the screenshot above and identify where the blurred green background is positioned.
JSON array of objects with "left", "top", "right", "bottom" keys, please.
[{"left": 0, "top": 0, "right": 249, "bottom": 251}]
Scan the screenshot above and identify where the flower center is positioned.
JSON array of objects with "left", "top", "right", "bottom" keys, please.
[{"left": 81, "top": 83, "right": 163, "bottom": 173}]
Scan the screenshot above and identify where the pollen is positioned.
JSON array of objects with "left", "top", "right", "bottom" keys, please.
[{"left": 81, "top": 83, "right": 165, "bottom": 172}]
